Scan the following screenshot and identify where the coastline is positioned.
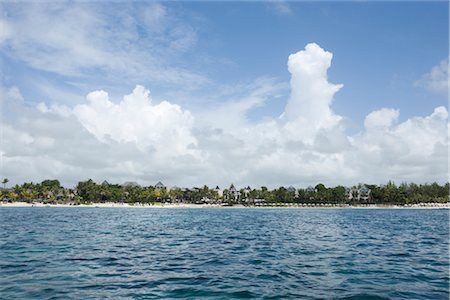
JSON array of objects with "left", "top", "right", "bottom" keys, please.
[{"left": 1, "top": 202, "right": 448, "bottom": 209}]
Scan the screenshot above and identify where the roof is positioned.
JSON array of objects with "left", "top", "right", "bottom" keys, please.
[
  {"left": 287, "top": 185, "right": 296, "bottom": 192},
  {"left": 155, "top": 181, "right": 165, "bottom": 188},
  {"left": 359, "top": 186, "right": 370, "bottom": 193},
  {"left": 305, "top": 186, "right": 315, "bottom": 192}
]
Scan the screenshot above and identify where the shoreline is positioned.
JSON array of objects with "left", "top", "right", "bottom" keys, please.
[{"left": 0, "top": 202, "right": 449, "bottom": 209}]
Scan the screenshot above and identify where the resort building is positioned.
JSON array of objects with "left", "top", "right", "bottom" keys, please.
[
  {"left": 214, "top": 186, "right": 223, "bottom": 198},
  {"left": 346, "top": 186, "right": 372, "bottom": 202},
  {"left": 155, "top": 182, "right": 166, "bottom": 190},
  {"left": 224, "top": 184, "right": 240, "bottom": 201},
  {"left": 305, "top": 186, "right": 315, "bottom": 193},
  {"left": 287, "top": 185, "right": 298, "bottom": 197},
  {"left": 242, "top": 186, "right": 252, "bottom": 198},
  {"left": 358, "top": 186, "right": 371, "bottom": 201}
]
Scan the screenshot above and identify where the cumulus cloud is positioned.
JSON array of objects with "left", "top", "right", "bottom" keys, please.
[
  {"left": 416, "top": 59, "right": 449, "bottom": 94},
  {"left": 350, "top": 106, "right": 448, "bottom": 183},
  {"left": 0, "top": 86, "right": 203, "bottom": 187},
  {"left": 364, "top": 108, "right": 399, "bottom": 130},
  {"left": 1, "top": 43, "right": 448, "bottom": 188},
  {"left": 73, "top": 85, "right": 197, "bottom": 156},
  {"left": 282, "top": 43, "right": 344, "bottom": 141}
]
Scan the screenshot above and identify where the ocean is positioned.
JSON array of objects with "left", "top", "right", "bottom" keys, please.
[{"left": 0, "top": 207, "right": 448, "bottom": 299}]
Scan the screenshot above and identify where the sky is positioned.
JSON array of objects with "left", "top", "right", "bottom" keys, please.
[{"left": 0, "top": 1, "right": 448, "bottom": 188}]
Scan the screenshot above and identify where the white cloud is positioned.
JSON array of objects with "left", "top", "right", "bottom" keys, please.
[
  {"left": 196, "top": 77, "right": 287, "bottom": 134},
  {"left": 1, "top": 86, "right": 203, "bottom": 187},
  {"left": 364, "top": 108, "right": 399, "bottom": 130},
  {"left": 0, "top": 19, "right": 13, "bottom": 43},
  {"left": 416, "top": 59, "right": 449, "bottom": 94},
  {"left": 141, "top": 3, "right": 167, "bottom": 32},
  {"left": 269, "top": 1, "right": 293, "bottom": 16},
  {"left": 1, "top": 43, "right": 448, "bottom": 188},
  {"left": 282, "top": 43, "right": 344, "bottom": 141},
  {"left": 350, "top": 106, "right": 448, "bottom": 183},
  {"left": 0, "top": 2, "right": 205, "bottom": 86},
  {"left": 36, "top": 102, "right": 71, "bottom": 118},
  {"left": 73, "top": 85, "right": 197, "bottom": 157},
  {"left": 33, "top": 79, "right": 86, "bottom": 107}
]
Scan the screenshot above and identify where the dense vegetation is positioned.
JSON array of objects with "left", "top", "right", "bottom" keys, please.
[{"left": 0, "top": 178, "right": 448, "bottom": 205}]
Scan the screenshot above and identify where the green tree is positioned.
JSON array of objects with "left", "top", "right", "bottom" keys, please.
[
  {"left": 76, "top": 179, "right": 99, "bottom": 203},
  {"left": 168, "top": 187, "right": 183, "bottom": 202},
  {"left": 331, "top": 186, "right": 346, "bottom": 204},
  {"left": 274, "top": 187, "right": 290, "bottom": 203},
  {"left": 41, "top": 179, "right": 61, "bottom": 190},
  {"left": 315, "top": 183, "right": 329, "bottom": 203},
  {"left": 2, "top": 178, "right": 9, "bottom": 189}
]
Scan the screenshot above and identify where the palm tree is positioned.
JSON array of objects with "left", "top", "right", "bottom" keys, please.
[{"left": 2, "top": 178, "right": 8, "bottom": 189}]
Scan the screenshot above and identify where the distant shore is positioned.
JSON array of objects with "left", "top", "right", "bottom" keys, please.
[{"left": 1, "top": 202, "right": 449, "bottom": 209}]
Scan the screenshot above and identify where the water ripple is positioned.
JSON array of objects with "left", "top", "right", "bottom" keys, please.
[{"left": 0, "top": 208, "right": 448, "bottom": 299}]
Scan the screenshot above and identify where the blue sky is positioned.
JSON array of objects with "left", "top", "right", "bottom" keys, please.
[
  {"left": 192, "top": 1, "right": 448, "bottom": 125},
  {"left": 0, "top": 1, "right": 448, "bottom": 187},
  {"left": 2, "top": 2, "right": 447, "bottom": 122}
]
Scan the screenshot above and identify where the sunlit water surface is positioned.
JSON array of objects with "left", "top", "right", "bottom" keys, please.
[{"left": 0, "top": 208, "right": 448, "bottom": 299}]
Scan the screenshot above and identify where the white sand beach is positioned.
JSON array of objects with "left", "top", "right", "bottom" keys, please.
[{"left": 1, "top": 202, "right": 448, "bottom": 209}]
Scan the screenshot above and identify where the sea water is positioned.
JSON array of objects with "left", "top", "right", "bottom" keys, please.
[{"left": 0, "top": 207, "right": 448, "bottom": 299}]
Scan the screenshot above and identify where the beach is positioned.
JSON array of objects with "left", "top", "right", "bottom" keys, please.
[{"left": 1, "top": 201, "right": 448, "bottom": 209}]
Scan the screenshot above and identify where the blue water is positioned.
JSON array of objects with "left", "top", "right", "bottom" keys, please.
[{"left": 0, "top": 208, "right": 448, "bottom": 299}]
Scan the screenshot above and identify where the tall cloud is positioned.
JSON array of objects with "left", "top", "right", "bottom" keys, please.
[{"left": 282, "top": 43, "right": 344, "bottom": 141}]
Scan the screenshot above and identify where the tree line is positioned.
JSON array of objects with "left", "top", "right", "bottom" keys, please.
[{"left": 0, "top": 179, "right": 448, "bottom": 205}]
